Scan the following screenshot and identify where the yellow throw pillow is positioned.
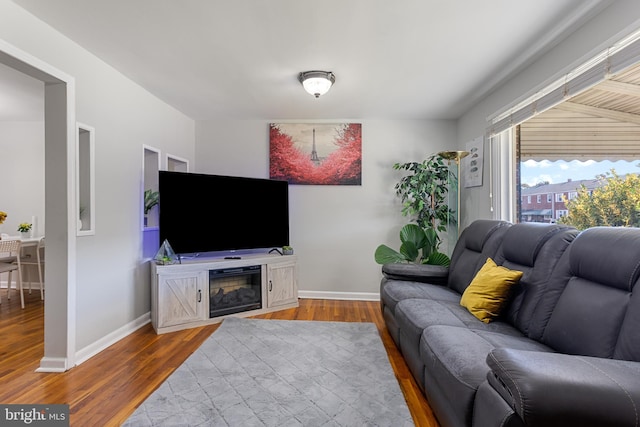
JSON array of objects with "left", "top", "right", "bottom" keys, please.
[{"left": 460, "top": 258, "right": 523, "bottom": 323}]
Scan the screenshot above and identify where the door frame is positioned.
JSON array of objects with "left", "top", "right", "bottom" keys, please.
[{"left": 0, "top": 38, "right": 77, "bottom": 372}]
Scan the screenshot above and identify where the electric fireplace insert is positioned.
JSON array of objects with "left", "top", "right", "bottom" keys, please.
[{"left": 209, "top": 265, "right": 262, "bottom": 318}]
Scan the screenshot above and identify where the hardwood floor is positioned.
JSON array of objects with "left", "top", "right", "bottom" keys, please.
[{"left": 0, "top": 293, "right": 440, "bottom": 426}]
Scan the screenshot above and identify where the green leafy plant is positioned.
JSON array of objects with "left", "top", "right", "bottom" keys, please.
[
  {"left": 393, "top": 154, "right": 453, "bottom": 232},
  {"left": 375, "top": 224, "right": 450, "bottom": 266},
  {"left": 559, "top": 169, "right": 640, "bottom": 229},
  {"left": 144, "top": 189, "right": 159, "bottom": 215},
  {"left": 17, "top": 222, "right": 32, "bottom": 232},
  {"left": 375, "top": 153, "right": 453, "bottom": 266},
  {"left": 156, "top": 255, "right": 173, "bottom": 265}
]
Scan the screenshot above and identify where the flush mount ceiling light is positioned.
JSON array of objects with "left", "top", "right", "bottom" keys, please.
[{"left": 298, "top": 71, "right": 336, "bottom": 98}]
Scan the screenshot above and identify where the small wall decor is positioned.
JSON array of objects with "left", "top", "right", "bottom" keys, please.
[
  {"left": 463, "top": 136, "right": 484, "bottom": 188},
  {"left": 269, "top": 123, "right": 362, "bottom": 185}
]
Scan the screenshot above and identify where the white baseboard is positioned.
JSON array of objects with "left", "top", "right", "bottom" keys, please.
[
  {"left": 298, "top": 290, "right": 380, "bottom": 301},
  {"left": 74, "top": 312, "right": 151, "bottom": 366},
  {"left": 36, "top": 357, "right": 68, "bottom": 373},
  {"left": 0, "top": 280, "right": 40, "bottom": 288}
]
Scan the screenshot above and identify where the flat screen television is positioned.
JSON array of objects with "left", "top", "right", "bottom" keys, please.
[{"left": 159, "top": 171, "right": 289, "bottom": 255}]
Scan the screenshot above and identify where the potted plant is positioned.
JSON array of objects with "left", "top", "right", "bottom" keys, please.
[
  {"left": 17, "top": 222, "right": 33, "bottom": 238},
  {"left": 282, "top": 246, "right": 294, "bottom": 255},
  {"left": 144, "top": 189, "right": 159, "bottom": 226},
  {"left": 375, "top": 224, "right": 450, "bottom": 266},
  {"left": 375, "top": 153, "right": 453, "bottom": 266}
]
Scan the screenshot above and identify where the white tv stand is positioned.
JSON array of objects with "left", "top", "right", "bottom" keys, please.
[{"left": 150, "top": 253, "right": 298, "bottom": 334}]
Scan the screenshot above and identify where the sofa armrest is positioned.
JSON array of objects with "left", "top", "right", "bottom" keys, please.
[
  {"left": 381, "top": 263, "right": 449, "bottom": 285},
  {"left": 486, "top": 348, "right": 640, "bottom": 427}
]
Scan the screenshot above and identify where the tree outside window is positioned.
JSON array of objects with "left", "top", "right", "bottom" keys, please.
[{"left": 558, "top": 170, "right": 640, "bottom": 229}]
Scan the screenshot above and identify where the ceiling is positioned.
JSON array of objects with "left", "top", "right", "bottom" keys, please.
[{"left": 4, "top": 0, "right": 613, "bottom": 121}]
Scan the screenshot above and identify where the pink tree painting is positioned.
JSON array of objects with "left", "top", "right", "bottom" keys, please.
[{"left": 269, "top": 123, "right": 362, "bottom": 185}]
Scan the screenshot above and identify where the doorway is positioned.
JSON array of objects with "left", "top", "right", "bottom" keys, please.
[{"left": 0, "top": 39, "right": 76, "bottom": 371}]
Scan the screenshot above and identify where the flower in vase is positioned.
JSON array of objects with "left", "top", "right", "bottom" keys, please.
[
  {"left": 0, "top": 211, "right": 6, "bottom": 224},
  {"left": 17, "top": 223, "right": 33, "bottom": 232}
]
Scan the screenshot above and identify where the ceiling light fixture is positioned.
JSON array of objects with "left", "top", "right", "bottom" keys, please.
[{"left": 298, "top": 71, "right": 335, "bottom": 98}]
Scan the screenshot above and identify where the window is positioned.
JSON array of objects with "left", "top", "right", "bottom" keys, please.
[
  {"left": 536, "top": 195, "right": 541, "bottom": 203},
  {"left": 76, "top": 123, "right": 95, "bottom": 236},
  {"left": 568, "top": 191, "right": 578, "bottom": 200},
  {"left": 488, "top": 28, "right": 640, "bottom": 226},
  {"left": 143, "top": 145, "right": 160, "bottom": 229},
  {"left": 142, "top": 145, "right": 161, "bottom": 259},
  {"left": 167, "top": 154, "right": 189, "bottom": 172},
  {"left": 547, "top": 194, "right": 552, "bottom": 202},
  {"left": 527, "top": 195, "right": 531, "bottom": 203}
]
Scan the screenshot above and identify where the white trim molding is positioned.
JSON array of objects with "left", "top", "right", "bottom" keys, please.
[
  {"left": 0, "top": 36, "right": 78, "bottom": 373},
  {"left": 75, "top": 312, "right": 151, "bottom": 366},
  {"left": 298, "top": 290, "right": 380, "bottom": 301},
  {"left": 35, "top": 357, "right": 69, "bottom": 373}
]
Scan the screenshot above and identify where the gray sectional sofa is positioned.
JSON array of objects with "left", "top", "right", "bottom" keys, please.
[{"left": 380, "top": 219, "right": 640, "bottom": 427}]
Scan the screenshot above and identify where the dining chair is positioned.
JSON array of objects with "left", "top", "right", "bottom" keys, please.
[
  {"left": 0, "top": 239, "right": 24, "bottom": 308},
  {"left": 18, "top": 236, "right": 44, "bottom": 300}
]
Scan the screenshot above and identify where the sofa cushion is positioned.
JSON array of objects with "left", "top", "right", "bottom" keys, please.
[
  {"left": 499, "top": 223, "right": 570, "bottom": 267},
  {"left": 381, "top": 279, "right": 460, "bottom": 314},
  {"left": 447, "top": 220, "right": 511, "bottom": 295},
  {"left": 544, "top": 278, "right": 630, "bottom": 358},
  {"left": 616, "top": 291, "right": 640, "bottom": 361},
  {"left": 396, "top": 299, "right": 478, "bottom": 353},
  {"left": 543, "top": 227, "right": 640, "bottom": 358},
  {"left": 420, "top": 325, "right": 553, "bottom": 427},
  {"left": 395, "top": 297, "right": 523, "bottom": 385},
  {"left": 569, "top": 227, "right": 640, "bottom": 291},
  {"left": 396, "top": 298, "right": 523, "bottom": 353},
  {"left": 460, "top": 257, "right": 523, "bottom": 323},
  {"left": 497, "top": 225, "right": 578, "bottom": 338},
  {"left": 517, "top": 248, "right": 574, "bottom": 342},
  {"left": 394, "top": 299, "right": 522, "bottom": 383}
]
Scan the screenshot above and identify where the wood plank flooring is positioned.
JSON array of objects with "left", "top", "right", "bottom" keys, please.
[{"left": 0, "top": 292, "right": 440, "bottom": 427}]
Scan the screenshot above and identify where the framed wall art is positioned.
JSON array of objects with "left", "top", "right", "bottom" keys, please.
[
  {"left": 463, "top": 136, "right": 484, "bottom": 188},
  {"left": 269, "top": 123, "right": 362, "bottom": 185}
]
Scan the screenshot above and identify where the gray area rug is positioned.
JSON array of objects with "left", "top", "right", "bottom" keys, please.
[{"left": 123, "top": 317, "right": 414, "bottom": 426}]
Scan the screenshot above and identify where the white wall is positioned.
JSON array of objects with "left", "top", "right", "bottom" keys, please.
[
  {"left": 196, "top": 119, "right": 456, "bottom": 296},
  {"left": 0, "top": 121, "right": 44, "bottom": 235},
  {"left": 0, "top": 2, "right": 195, "bottom": 352},
  {"left": 458, "top": 0, "right": 640, "bottom": 227}
]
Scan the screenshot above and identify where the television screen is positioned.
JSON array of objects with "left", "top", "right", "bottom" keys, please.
[{"left": 159, "top": 171, "right": 289, "bottom": 255}]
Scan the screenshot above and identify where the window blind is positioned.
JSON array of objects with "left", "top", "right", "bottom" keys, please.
[{"left": 487, "top": 29, "right": 640, "bottom": 139}]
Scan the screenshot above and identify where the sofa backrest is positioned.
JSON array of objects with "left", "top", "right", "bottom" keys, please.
[
  {"left": 494, "top": 222, "right": 578, "bottom": 337},
  {"left": 447, "top": 219, "right": 512, "bottom": 294},
  {"left": 542, "top": 227, "right": 640, "bottom": 361}
]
